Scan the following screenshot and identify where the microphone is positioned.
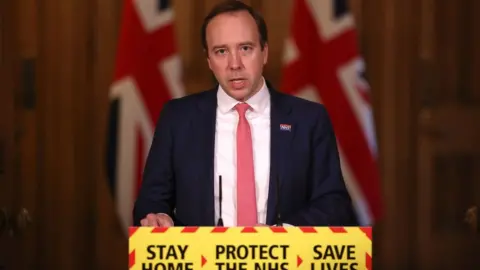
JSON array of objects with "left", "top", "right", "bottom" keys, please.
[
  {"left": 275, "top": 174, "right": 282, "bottom": 226},
  {"left": 217, "top": 175, "right": 224, "bottom": 226}
]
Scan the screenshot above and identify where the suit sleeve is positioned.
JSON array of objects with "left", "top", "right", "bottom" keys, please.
[
  {"left": 284, "top": 106, "right": 358, "bottom": 226},
  {"left": 132, "top": 102, "right": 176, "bottom": 225}
]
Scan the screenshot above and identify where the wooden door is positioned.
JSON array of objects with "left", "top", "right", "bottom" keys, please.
[
  {"left": 416, "top": 0, "right": 480, "bottom": 268},
  {"left": 417, "top": 105, "right": 480, "bottom": 268}
]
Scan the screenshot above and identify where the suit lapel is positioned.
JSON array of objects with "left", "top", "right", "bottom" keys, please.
[
  {"left": 190, "top": 89, "right": 217, "bottom": 225},
  {"left": 266, "top": 87, "right": 296, "bottom": 224}
]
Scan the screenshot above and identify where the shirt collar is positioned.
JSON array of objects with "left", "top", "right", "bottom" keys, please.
[{"left": 217, "top": 77, "right": 270, "bottom": 114}]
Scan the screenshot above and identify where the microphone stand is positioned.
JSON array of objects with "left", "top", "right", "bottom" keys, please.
[
  {"left": 217, "top": 175, "right": 224, "bottom": 226},
  {"left": 276, "top": 175, "right": 282, "bottom": 226}
]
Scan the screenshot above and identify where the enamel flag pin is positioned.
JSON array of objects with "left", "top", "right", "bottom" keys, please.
[{"left": 280, "top": 124, "right": 291, "bottom": 131}]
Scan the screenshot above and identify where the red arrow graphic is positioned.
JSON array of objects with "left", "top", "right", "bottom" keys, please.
[{"left": 297, "top": 255, "right": 303, "bottom": 267}]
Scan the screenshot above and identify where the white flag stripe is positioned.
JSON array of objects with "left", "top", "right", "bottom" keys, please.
[
  {"left": 283, "top": 37, "right": 299, "bottom": 65},
  {"left": 110, "top": 77, "right": 154, "bottom": 231},
  {"left": 306, "top": 0, "right": 354, "bottom": 41},
  {"left": 134, "top": 0, "right": 173, "bottom": 32},
  {"left": 337, "top": 57, "right": 378, "bottom": 156},
  {"left": 338, "top": 146, "right": 373, "bottom": 225},
  {"left": 160, "top": 55, "right": 186, "bottom": 99}
]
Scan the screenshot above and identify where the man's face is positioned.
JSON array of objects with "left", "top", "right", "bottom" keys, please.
[{"left": 205, "top": 11, "right": 268, "bottom": 101}]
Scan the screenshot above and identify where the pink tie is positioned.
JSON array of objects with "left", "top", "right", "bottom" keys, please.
[{"left": 235, "top": 103, "right": 258, "bottom": 226}]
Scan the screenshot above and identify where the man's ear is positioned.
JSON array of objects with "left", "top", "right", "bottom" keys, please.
[
  {"left": 206, "top": 56, "right": 212, "bottom": 70},
  {"left": 262, "top": 43, "right": 269, "bottom": 65},
  {"left": 204, "top": 49, "right": 212, "bottom": 69}
]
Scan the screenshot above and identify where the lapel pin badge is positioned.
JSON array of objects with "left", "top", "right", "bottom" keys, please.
[{"left": 280, "top": 124, "right": 291, "bottom": 131}]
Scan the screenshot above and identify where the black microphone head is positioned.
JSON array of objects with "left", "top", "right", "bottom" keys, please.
[{"left": 219, "top": 175, "right": 222, "bottom": 202}]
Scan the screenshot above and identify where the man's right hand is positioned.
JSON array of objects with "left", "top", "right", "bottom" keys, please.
[{"left": 140, "top": 213, "right": 174, "bottom": 227}]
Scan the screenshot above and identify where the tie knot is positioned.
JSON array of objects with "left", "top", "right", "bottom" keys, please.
[{"left": 235, "top": 103, "right": 251, "bottom": 116}]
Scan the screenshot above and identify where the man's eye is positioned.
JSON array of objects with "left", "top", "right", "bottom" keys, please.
[
  {"left": 241, "top": 46, "right": 251, "bottom": 51},
  {"left": 216, "top": 49, "right": 226, "bottom": 54}
]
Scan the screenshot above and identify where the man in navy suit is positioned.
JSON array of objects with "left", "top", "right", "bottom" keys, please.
[{"left": 133, "top": 0, "right": 357, "bottom": 227}]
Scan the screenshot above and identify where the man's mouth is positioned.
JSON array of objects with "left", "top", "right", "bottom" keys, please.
[
  {"left": 229, "top": 78, "right": 247, "bottom": 89},
  {"left": 229, "top": 78, "right": 246, "bottom": 82}
]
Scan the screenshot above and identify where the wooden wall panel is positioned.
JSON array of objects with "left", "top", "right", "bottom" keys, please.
[
  {"left": 472, "top": 0, "right": 480, "bottom": 101},
  {"left": 93, "top": 0, "right": 128, "bottom": 269},
  {"left": 31, "top": 0, "right": 97, "bottom": 268},
  {"left": 358, "top": 0, "right": 390, "bottom": 268},
  {"left": 261, "top": 0, "right": 293, "bottom": 86},
  {"left": 0, "top": 0, "right": 21, "bottom": 269},
  {"left": 359, "top": 0, "right": 419, "bottom": 267},
  {"left": 15, "top": 0, "right": 39, "bottom": 268},
  {"left": 37, "top": 0, "right": 79, "bottom": 268},
  {"left": 175, "top": 0, "right": 212, "bottom": 93}
]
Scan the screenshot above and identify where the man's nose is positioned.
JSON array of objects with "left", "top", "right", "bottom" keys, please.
[{"left": 228, "top": 52, "right": 243, "bottom": 70}]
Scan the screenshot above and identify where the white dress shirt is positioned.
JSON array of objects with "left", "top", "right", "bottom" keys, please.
[{"left": 213, "top": 78, "right": 271, "bottom": 226}]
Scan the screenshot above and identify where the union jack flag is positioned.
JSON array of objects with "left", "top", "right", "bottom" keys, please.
[
  {"left": 106, "top": 0, "right": 185, "bottom": 233},
  {"left": 280, "top": 0, "right": 382, "bottom": 225}
]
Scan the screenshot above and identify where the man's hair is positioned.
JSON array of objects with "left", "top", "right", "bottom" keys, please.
[{"left": 201, "top": 0, "right": 268, "bottom": 53}]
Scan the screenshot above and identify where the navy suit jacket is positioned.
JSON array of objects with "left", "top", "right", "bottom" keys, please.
[{"left": 133, "top": 83, "right": 358, "bottom": 226}]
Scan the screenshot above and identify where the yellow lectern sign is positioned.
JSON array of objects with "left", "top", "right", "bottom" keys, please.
[{"left": 129, "top": 226, "right": 372, "bottom": 270}]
